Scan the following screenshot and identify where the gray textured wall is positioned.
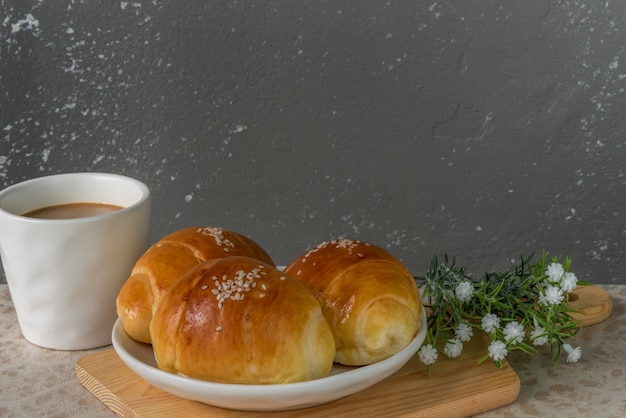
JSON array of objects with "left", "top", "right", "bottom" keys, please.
[{"left": 2, "top": 1, "right": 625, "bottom": 284}]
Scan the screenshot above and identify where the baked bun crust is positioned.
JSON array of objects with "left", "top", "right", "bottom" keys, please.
[
  {"left": 284, "top": 239, "right": 422, "bottom": 366},
  {"left": 116, "top": 226, "right": 274, "bottom": 343},
  {"left": 150, "top": 256, "right": 335, "bottom": 384}
]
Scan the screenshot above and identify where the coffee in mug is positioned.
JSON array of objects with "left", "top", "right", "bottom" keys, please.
[
  {"left": 0, "top": 172, "right": 151, "bottom": 350},
  {"left": 22, "top": 202, "right": 124, "bottom": 219}
]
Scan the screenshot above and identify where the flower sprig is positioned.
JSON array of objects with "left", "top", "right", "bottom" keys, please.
[{"left": 415, "top": 252, "right": 588, "bottom": 374}]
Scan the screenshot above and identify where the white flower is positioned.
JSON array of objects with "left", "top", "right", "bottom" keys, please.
[
  {"left": 455, "top": 322, "right": 473, "bottom": 342},
  {"left": 481, "top": 313, "right": 501, "bottom": 334},
  {"left": 561, "top": 272, "right": 578, "bottom": 293},
  {"left": 503, "top": 321, "right": 525, "bottom": 345},
  {"left": 530, "top": 324, "right": 548, "bottom": 346},
  {"left": 455, "top": 281, "right": 473, "bottom": 303},
  {"left": 563, "top": 343, "right": 582, "bottom": 363},
  {"left": 444, "top": 338, "right": 463, "bottom": 358},
  {"left": 539, "top": 285, "right": 565, "bottom": 305},
  {"left": 418, "top": 344, "right": 439, "bottom": 365},
  {"left": 545, "top": 262, "right": 565, "bottom": 283},
  {"left": 488, "top": 340, "right": 508, "bottom": 362}
]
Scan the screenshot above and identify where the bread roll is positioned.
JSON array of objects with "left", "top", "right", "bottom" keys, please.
[
  {"left": 116, "top": 226, "right": 274, "bottom": 343},
  {"left": 284, "top": 239, "right": 422, "bottom": 366},
  {"left": 150, "top": 256, "right": 335, "bottom": 384}
]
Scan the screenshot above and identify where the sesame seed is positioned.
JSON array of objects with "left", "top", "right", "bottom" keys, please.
[
  {"left": 259, "top": 293, "right": 266, "bottom": 298},
  {"left": 211, "top": 266, "right": 263, "bottom": 309},
  {"left": 201, "top": 284, "right": 208, "bottom": 290},
  {"left": 303, "top": 239, "right": 363, "bottom": 259},
  {"left": 216, "top": 326, "right": 223, "bottom": 332},
  {"left": 335, "top": 239, "right": 359, "bottom": 255},
  {"left": 196, "top": 227, "right": 236, "bottom": 249},
  {"left": 304, "top": 244, "right": 324, "bottom": 259}
]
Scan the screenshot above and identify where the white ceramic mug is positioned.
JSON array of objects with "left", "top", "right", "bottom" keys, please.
[{"left": 0, "top": 172, "right": 151, "bottom": 350}]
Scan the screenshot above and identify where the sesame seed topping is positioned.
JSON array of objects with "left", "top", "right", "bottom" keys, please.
[
  {"left": 303, "top": 239, "right": 362, "bottom": 259},
  {"left": 259, "top": 293, "right": 266, "bottom": 298},
  {"left": 334, "top": 239, "right": 360, "bottom": 255},
  {"left": 201, "top": 284, "right": 208, "bottom": 290},
  {"left": 216, "top": 326, "right": 223, "bottom": 332},
  {"left": 211, "top": 267, "right": 263, "bottom": 309},
  {"left": 280, "top": 276, "right": 287, "bottom": 281},
  {"left": 196, "top": 227, "right": 236, "bottom": 251}
]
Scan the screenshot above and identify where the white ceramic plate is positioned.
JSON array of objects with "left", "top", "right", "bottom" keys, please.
[{"left": 112, "top": 308, "right": 427, "bottom": 411}]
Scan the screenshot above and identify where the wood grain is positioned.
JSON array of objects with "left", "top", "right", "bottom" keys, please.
[
  {"left": 569, "top": 284, "right": 613, "bottom": 326},
  {"left": 75, "top": 285, "right": 611, "bottom": 418}
]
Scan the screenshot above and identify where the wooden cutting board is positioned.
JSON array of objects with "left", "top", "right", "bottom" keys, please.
[{"left": 75, "top": 285, "right": 611, "bottom": 418}]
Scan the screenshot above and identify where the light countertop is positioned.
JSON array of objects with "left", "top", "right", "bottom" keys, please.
[{"left": 1, "top": 284, "right": 625, "bottom": 417}]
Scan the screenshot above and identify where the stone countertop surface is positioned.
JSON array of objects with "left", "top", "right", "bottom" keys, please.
[{"left": 1, "top": 284, "right": 625, "bottom": 417}]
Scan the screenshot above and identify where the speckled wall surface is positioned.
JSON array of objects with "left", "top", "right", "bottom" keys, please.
[{"left": 1, "top": 1, "right": 625, "bottom": 283}]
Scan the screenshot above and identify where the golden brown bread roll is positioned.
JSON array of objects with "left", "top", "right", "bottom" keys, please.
[
  {"left": 116, "top": 226, "right": 274, "bottom": 343},
  {"left": 284, "top": 239, "right": 422, "bottom": 366},
  {"left": 150, "top": 256, "right": 335, "bottom": 384}
]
